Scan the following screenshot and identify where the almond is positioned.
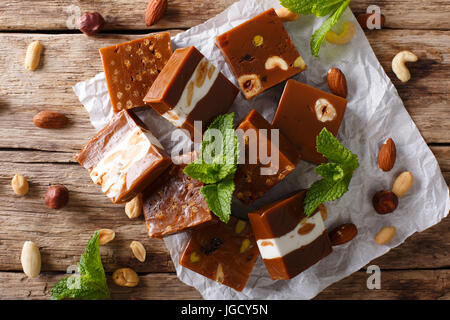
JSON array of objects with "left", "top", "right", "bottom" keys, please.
[
  {"left": 329, "top": 223, "right": 358, "bottom": 246},
  {"left": 21, "top": 241, "right": 41, "bottom": 278},
  {"left": 327, "top": 68, "right": 347, "bottom": 98},
  {"left": 375, "top": 226, "right": 396, "bottom": 245},
  {"left": 377, "top": 138, "right": 396, "bottom": 171},
  {"left": 33, "top": 110, "right": 68, "bottom": 129},
  {"left": 145, "top": 0, "right": 167, "bottom": 27}
]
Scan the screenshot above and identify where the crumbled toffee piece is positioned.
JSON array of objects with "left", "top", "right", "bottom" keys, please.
[
  {"left": 74, "top": 109, "right": 171, "bottom": 204},
  {"left": 216, "top": 8, "right": 306, "bottom": 99},
  {"left": 142, "top": 164, "right": 215, "bottom": 238},
  {"left": 248, "top": 190, "right": 332, "bottom": 280},
  {"left": 234, "top": 109, "right": 301, "bottom": 206},
  {"left": 100, "top": 32, "right": 172, "bottom": 113},
  {"left": 144, "top": 46, "right": 238, "bottom": 139},
  {"left": 272, "top": 79, "right": 347, "bottom": 164},
  {"left": 179, "top": 217, "right": 259, "bottom": 291}
]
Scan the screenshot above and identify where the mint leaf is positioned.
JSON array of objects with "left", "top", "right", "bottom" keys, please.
[
  {"left": 279, "top": 0, "right": 316, "bottom": 15},
  {"left": 201, "top": 175, "right": 235, "bottom": 223},
  {"left": 304, "top": 128, "right": 359, "bottom": 215},
  {"left": 184, "top": 113, "right": 238, "bottom": 222},
  {"left": 310, "top": 0, "right": 350, "bottom": 57},
  {"left": 312, "top": 0, "right": 345, "bottom": 17},
  {"left": 50, "top": 231, "right": 110, "bottom": 300},
  {"left": 304, "top": 176, "right": 350, "bottom": 215}
]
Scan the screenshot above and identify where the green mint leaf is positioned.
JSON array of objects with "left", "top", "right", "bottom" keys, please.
[
  {"left": 200, "top": 175, "right": 235, "bottom": 223},
  {"left": 315, "top": 163, "right": 344, "bottom": 181},
  {"left": 279, "top": 0, "right": 316, "bottom": 15},
  {"left": 304, "top": 128, "right": 359, "bottom": 216},
  {"left": 304, "top": 176, "right": 350, "bottom": 215},
  {"left": 50, "top": 231, "right": 110, "bottom": 300},
  {"left": 311, "top": 0, "right": 345, "bottom": 17},
  {"left": 310, "top": 0, "right": 350, "bottom": 56},
  {"left": 316, "top": 127, "right": 358, "bottom": 170},
  {"left": 184, "top": 113, "right": 238, "bottom": 184}
]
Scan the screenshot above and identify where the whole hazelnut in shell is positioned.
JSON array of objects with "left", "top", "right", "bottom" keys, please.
[
  {"left": 45, "top": 185, "right": 69, "bottom": 209},
  {"left": 372, "top": 190, "right": 398, "bottom": 214}
]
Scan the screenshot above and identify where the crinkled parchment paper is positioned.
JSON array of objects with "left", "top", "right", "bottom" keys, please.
[{"left": 73, "top": 0, "right": 450, "bottom": 300}]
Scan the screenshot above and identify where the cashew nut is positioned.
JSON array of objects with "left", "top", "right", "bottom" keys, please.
[
  {"left": 265, "top": 56, "right": 288, "bottom": 71},
  {"left": 392, "top": 51, "right": 418, "bottom": 83},
  {"left": 275, "top": 7, "right": 299, "bottom": 22},
  {"left": 325, "top": 22, "right": 356, "bottom": 45}
]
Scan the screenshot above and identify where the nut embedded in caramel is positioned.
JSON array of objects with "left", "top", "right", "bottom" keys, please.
[
  {"left": 315, "top": 98, "right": 337, "bottom": 122},
  {"left": 237, "top": 74, "right": 262, "bottom": 100}
]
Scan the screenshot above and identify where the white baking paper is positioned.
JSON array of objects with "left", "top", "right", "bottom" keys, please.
[{"left": 73, "top": 0, "right": 450, "bottom": 300}]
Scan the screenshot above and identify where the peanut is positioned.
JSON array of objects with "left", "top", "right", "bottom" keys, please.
[
  {"left": 98, "top": 229, "right": 115, "bottom": 245},
  {"left": 125, "top": 194, "right": 143, "bottom": 219},
  {"left": 112, "top": 268, "right": 139, "bottom": 287},
  {"left": 375, "top": 226, "right": 396, "bottom": 245},
  {"left": 21, "top": 241, "right": 41, "bottom": 278},
  {"left": 392, "top": 171, "right": 414, "bottom": 197},
  {"left": 11, "top": 174, "right": 29, "bottom": 196},
  {"left": 130, "top": 241, "right": 146, "bottom": 262},
  {"left": 24, "top": 40, "right": 43, "bottom": 71},
  {"left": 275, "top": 7, "right": 299, "bottom": 22}
]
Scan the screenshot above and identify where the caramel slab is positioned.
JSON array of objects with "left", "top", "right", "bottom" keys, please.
[
  {"left": 74, "top": 109, "right": 171, "bottom": 204},
  {"left": 100, "top": 33, "right": 172, "bottom": 113},
  {"left": 216, "top": 8, "right": 306, "bottom": 99},
  {"left": 142, "top": 165, "right": 214, "bottom": 238},
  {"left": 179, "top": 217, "right": 259, "bottom": 291},
  {"left": 235, "top": 109, "right": 301, "bottom": 206},
  {"left": 272, "top": 79, "right": 347, "bottom": 164},
  {"left": 144, "top": 46, "right": 238, "bottom": 139},
  {"left": 248, "top": 190, "right": 332, "bottom": 280}
]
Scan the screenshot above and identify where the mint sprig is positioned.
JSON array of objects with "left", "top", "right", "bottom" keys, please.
[
  {"left": 50, "top": 231, "right": 110, "bottom": 300},
  {"left": 304, "top": 128, "right": 359, "bottom": 215},
  {"left": 280, "top": 0, "right": 352, "bottom": 57},
  {"left": 184, "top": 113, "right": 238, "bottom": 223}
]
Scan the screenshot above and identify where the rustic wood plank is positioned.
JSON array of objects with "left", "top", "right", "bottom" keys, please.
[
  {"left": 0, "top": 151, "right": 448, "bottom": 272},
  {"left": 0, "top": 269, "right": 447, "bottom": 300},
  {"left": 0, "top": 30, "right": 448, "bottom": 155},
  {"left": 0, "top": 1, "right": 448, "bottom": 31}
]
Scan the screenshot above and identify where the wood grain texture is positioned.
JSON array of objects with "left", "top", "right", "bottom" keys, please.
[
  {"left": 0, "top": 1, "right": 448, "bottom": 31},
  {"left": 0, "top": 0, "right": 448, "bottom": 301},
  {"left": 0, "top": 269, "right": 447, "bottom": 300}
]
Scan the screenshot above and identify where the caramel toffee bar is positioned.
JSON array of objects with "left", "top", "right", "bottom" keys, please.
[
  {"left": 144, "top": 46, "right": 239, "bottom": 138},
  {"left": 248, "top": 190, "right": 332, "bottom": 280},
  {"left": 216, "top": 8, "right": 306, "bottom": 99},
  {"left": 74, "top": 109, "right": 171, "bottom": 204},
  {"left": 272, "top": 79, "right": 347, "bottom": 164},
  {"left": 234, "top": 109, "right": 301, "bottom": 206},
  {"left": 142, "top": 164, "right": 214, "bottom": 238},
  {"left": 100, "top": 33, "right": 172, "bottom": 113},
  {"left": 179, "top": 217, "right": 259, "bottom": 291}
]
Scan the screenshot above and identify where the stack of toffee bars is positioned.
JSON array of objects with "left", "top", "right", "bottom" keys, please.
[{"left": 74, "top": 9, "right": 347, "bottom": 292}]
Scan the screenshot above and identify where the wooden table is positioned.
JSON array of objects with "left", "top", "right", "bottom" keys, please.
[{"left": 0, "top": 0, "right": 448, "bottom": 300}]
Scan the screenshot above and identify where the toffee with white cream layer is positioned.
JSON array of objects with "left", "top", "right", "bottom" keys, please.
[
  {"left": 248, "top": 190, "right": 332, "bottom": 280},
  {"left": 144, "top": 46, "right": 238, "bottom": 138},
  {"left": 74, "top": 109, "right": 171, "bottom": 204}
]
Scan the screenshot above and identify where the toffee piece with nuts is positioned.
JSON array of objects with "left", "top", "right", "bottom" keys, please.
[
  {"left": 179, "top": 217, "right": 259, "bottom": 291},
  {"left": 144, "top": 46, "right": 238, "bottom": 138},
  {"left": 215, "top": 8, "right": 306, "bottom": 99},
  {"left": 100, "top": 33, "right": 172, "bottom": 113},
  {"left": 235, "top": 109, "right": 301, "bottom": 206},
  {"left": 142, "top": 164, "right": 215, "bottom": 238},
  {"left": 74, "top": 109, "right": 171, "bottom": 204},
  {"left": 248, "top": 190, "right": 332, "bottom": 280},
  {"left": 272, "top": 80, "right": 347, "bottom": 164}
]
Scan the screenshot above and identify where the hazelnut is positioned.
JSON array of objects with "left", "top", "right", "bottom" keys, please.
[
  {"left": 79, "top": 12, "right": 105, "bottom": 36},
  {"left": 315, "top": 98, "right": 337, "bottom": 122},
  {"left": 265, "top": 56, "right": 288, "bottom": 71},
  {"left": 237, "top": 74, "right": 262, "bottom": 99},
  {"left": 44, "top": 185, "right": 69, "bottom": 209},
  {"left": 372, "top": 190, "right": 398, "bottom": 214}
]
